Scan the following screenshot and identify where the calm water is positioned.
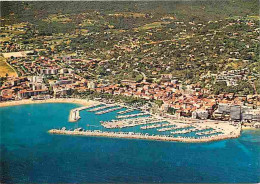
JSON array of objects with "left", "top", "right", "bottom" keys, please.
[{"left": 0, "top": 103, "right": 259, "bottom": 183}]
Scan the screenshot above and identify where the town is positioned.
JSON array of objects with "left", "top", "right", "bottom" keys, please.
[{"left": 1, "top": 2, "right": 260, "bottom": 129}]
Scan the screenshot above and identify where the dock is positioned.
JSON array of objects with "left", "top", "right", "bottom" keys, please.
[
  {"left": 88, "top": 105, "right": 115, "bottom": 112},
  {"left": 171, "top": 128, "right": 196, "bottom": 135},
  {"left": 117, "top": 109, "right": 135, "bottom": 114},
  {"left": 116, "top": 112, "right": 150, "bottom": 119},
  {"left": 101, "top": 117, "right": 165, "bottom": 129},
  {"left": 95, "top": 107, "right": 123, "bottom": 115},
  {"left": 157, "top": 125, "right": 191, "bottom": 132},
  {"left": 140, "top": 122, "right": 171, "bottom": 130},
  {"left": 196, "top": 130, "right": 219, "bottom": 136},
  {"left": 85, "top": 104, "right": 102, "bottom": 110}
]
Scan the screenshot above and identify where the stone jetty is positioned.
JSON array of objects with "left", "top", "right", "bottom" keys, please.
[{"left": 48, "top": 127, "right": 241, "bottom": 143}]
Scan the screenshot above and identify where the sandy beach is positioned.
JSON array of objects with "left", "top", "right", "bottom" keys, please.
[
  {"left": 241, "top": 126, "right": 257, "bottom": 130},
  {"left": 0, "top": 98, "right": 98, "bottom": 108}
]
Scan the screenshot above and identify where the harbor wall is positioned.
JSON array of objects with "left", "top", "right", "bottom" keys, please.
[{"left": 48, "top": 129, "right": 241, "bottom": 143}]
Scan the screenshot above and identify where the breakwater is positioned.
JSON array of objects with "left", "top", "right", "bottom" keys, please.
[{"left": 48, "top": 128, "right": 241, "bottom": 143}]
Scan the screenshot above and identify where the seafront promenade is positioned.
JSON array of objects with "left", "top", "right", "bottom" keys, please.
[{"left": 48, "top": 126, "right": 241, "bottom": 143}]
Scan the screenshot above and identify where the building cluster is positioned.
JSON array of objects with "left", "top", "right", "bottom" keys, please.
[
  {"left": 91, "top": 79, "right": 260, "bottom": 123},
  {"left": 212, "top": 103, "right": 260, "bottom": 123},
  {"left": 0, "top": 13, "right": 259, "bottom": 126}
]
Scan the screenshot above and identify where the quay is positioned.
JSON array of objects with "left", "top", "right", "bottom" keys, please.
[
  {"left": 95, "top": 107, "right": 123, "bottom": 115},
  {"left": 48, "top": 128, "right": 241, "bottom": 143},
  {"left": 116, "top": 112, "right": 150, "bottom": 119}
]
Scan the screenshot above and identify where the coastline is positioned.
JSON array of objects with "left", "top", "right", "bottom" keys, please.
[
  {"left": 0, "top": 98, "right": 98, "bottom": 108},
  {"left": 1, "top": 98, "right": 245, "bottom": 142}
]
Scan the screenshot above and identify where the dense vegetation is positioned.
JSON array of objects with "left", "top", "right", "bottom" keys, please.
[{"left": 1, "top": 1, "right": 259, "bottom": 23}]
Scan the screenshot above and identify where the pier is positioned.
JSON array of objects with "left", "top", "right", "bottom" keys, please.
[
  {"left": 85, "top": 104, "right": 102, "bottom": 110},
  {"left": 95, "top": 107, "right": 123, "bottom": 115},
  {"left": 171, "top": 128, "right": 196, "bottom": 135},
  {"left": 101, "top": 117, "right": 166, "bottom": 129},
  {"left": 157, "top": 125, "right": 191, "bottom": 132},
  {"left": 88, "top": 105, "right": 115, "bottom": 112},
  {"left": 140, "top": 122, "right": 170, "bottom": 130},
  {"left": 117, "top": 109, "right": 135, "bottom": 114},
  {"left": 196, "top": 130, "right": 220, "bottom": 136},
  {"left": 116, "top": 112, "right": 150, "bottom": 119}
]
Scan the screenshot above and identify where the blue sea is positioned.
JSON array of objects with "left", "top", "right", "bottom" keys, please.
[{"left": 0, "top": 103, "right": 259, "bottom": 183}]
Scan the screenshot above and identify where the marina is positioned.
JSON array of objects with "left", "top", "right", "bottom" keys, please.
[{"left": 66, "top": 102, "right": 242, "bottom": 142}]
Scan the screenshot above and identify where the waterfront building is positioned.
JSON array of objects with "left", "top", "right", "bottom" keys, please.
[
  {"left": 192, "top": 109, "right": 209, "bottom": 120},
  {"left": 230, "top": 105, "right": 241, "bottom": 121},
  {"left": 18, "top": 89, "right": 48, "bottom": 99}
]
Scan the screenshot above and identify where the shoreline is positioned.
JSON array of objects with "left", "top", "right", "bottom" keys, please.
[
  {"left": 1, "top": 98, "right": 248, "bottom": 142},
  {"left": 0, "top": 98, "right": 97, "bottom": 108}
]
